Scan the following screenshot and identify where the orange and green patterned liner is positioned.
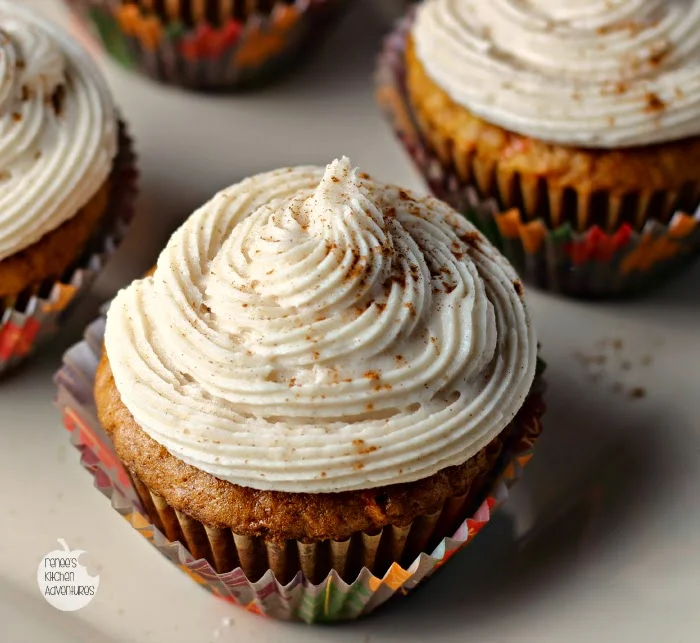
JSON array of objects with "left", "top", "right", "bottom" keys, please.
[
  {"left": 65, "top": 0, "right": 349, "bottom": 90},
  {"left": 376, "top": 15, "right": 700, "bottom": 298},
  {"left": 55, "top": 315, "right": 545, "bottom": 623},
  {"left": 0, "top": 123, "right": 137, "bottom": 378}
]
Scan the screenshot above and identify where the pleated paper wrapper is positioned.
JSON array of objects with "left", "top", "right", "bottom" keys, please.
[
  {"left": 0, "top": 123, "right": 137, "bottom": 377},
  {"left": 376, "top": 15, "right": 700, "bottom": 298},
  {"left": 66, "top": 0, "right": 350, "bottom": 91},
  {"left": 55, "top": 313, "right": 544, "bottom": 622}
]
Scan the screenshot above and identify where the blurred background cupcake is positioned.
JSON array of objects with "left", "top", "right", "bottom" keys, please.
[
  {"left": 64, "top": 0, "right": 351, "bottom": 91},
  {"left": 378, "top": 0, "right": 700, "bottom": 298},
  {"left": 57, "top": 157, "right": 545, "bottom": 621},
  {"left": 0, "top": 1, "right": 136, "bottom": 376}
]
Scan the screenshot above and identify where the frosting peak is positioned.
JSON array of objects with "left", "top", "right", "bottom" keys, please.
[
  {"left": 105, "top": 160, "right": 536, "bottom": 493},
  {"left": 413, "top": 0, "right": 700, "bottom": 148},
  {"left": 0, "top": 2, "right": 117, "bottom": 261}
]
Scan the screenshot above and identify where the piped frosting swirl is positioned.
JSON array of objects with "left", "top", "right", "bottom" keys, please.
[
  {"left": 413, "top": 0, "right": 700, "bottom": 148},
  {"left": 105, "top": 158, "right": 536, "bottom": 493},
  {"left": 0, "top": 1, "right": 116, "bottom": 261}
]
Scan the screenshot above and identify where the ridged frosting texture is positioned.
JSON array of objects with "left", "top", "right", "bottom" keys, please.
[
  {"left": 0, "top": 1, "right": 116, "bottom": 261},
  {"left": 105, "top": 158, "right": 536, "bottom": 493},
  {"left": 413, "top": 0, "right": 700, "bottom": 148}
]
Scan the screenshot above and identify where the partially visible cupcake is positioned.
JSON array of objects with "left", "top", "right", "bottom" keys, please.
[
  {"left": 91, "top": 157, "right": 543, "bottom": 614},
  {"left": 0, "top": 1, "right": 136, "bottom": 375},
  {"left": 65, "top": 0, "right": 350, "bottom": 91},
  {"left": 379, "top": 0, "right": 700, "bottom": 297}
]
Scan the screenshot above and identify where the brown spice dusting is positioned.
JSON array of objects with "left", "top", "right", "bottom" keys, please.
[
  {"left": 312, "top": 351, "right": 320, "bottom": 360},
  {"left": 331, "top": 176, "right": 339, "bottom": 183},
  {"left": 363, "top": 370, "right": 381, "bottom": 381},
  {"left": 320, "top": 472, "right": 327, "bottom": 478},
  {"left": 460, "top": 231, "right": 481, "bottom": 248},
  {"left": 353, "top": 463, "right": 365, "bottom": 470},
  {"left": 648, "top": 49, "right": 669, "bottom": 67},
  {"left": 398, "top": 190, "right": 410, "bottom": 201},
  {"left": 596, "top": 19, "right": 656, "bottom": 36},
  {"left": 11, "top": 112, "right": 21, "bottom": 122},
  {"left": 644, "top": 92, "right": 666, "bottom": 113},
  {"left": 513, "top": 280, "right": 524, "bottom": 297},
  {"left": 404, "top": 302, "right": 416, "bottom": 317},
  {"left": 395, "top": 355, "right": 404, "bottom": 363},
  {"left": 365, "top": 403, "right": 374, "bottom": 412},
  {"left": 602, "top": 81, "right": 628, "bottom": 96},
  {"left": 629, "top": 387, "right": 646, "bottom": 400},
  {"left": 51, "top": 85, "right": 66, "bottom": 116},
  {"left": 21, "top": 85, "right": 29, "bottom": 101},
  {"left": 288, "top": 378, "right": 296, "bottom": 388}
]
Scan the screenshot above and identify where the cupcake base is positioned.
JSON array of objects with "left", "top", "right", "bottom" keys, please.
[
  {"left": 66, "top": 0, "right": 349, "bottom": 91},
  {"left": 376, "top": 15, "right": 700, "bottom": 298},
  {"left": 56, "top": 314, "right": 545, "bottom": 623},
  {"left": 0, "top": 122, "right": 137, "bottom": 376}
]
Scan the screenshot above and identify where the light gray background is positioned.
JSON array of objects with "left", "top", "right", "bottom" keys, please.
[{"left": 2, "top": 1, "right": 700, "bottom": 641}]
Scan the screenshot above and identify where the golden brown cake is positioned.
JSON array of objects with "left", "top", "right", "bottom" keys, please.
[
  {"left": 406, "top": 1, "right": 700, "bottom": 232},
  {"left": 0, "top": 3, "right": 119, "bottom": 302},
  {"left": 0, "top": 180, "right": 110, "bottom": 299},
  {"left": 96, "top": 158, "right": 542, "bottom": 583}
]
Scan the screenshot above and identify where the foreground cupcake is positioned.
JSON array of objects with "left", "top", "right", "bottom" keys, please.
[
  {"left": 379, "top": 0, "right": 700, "bottom": 297},
  {"left": 66, "top": 0, "right": 349, "bottom": 90},
  {"left": 88, "top": 158, "right": 543, "bottom": 611},
  {"left": 0, "top": 1, "right": 136, "bottom": 375}
]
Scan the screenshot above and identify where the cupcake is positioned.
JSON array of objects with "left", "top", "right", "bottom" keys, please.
[
  {"left": 0, "top": 1, "right": 136, "bottom": 375},
  {"left": 379, "top": 0, "right": 700, "bottom": 297},
  {"left": 65, "top": 0, "right": 350, "bottom": 91},
  {"left": 75, "top": 157, "right": 544, "bottom": 620}
]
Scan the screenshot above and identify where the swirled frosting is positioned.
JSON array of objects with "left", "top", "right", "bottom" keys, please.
[
  {"left": 0, "top": 1, "right": 117, "bottom": 261},
  {"left": 412, "top": 0, "right": 700, "bottom": 148},
  {"left": 105, "top": 158, "right": 536, "bottom": 493}
]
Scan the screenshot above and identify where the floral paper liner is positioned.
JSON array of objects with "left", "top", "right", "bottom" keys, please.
[
  {"left": 0, "top": 123, "right": 137, "bottom": 377},
  {"left": 376, "top": 15, "right": 700, "bottom": 298},
  {"left": 55, "top": 314, "right": 545, "bottom": 623},
  {"left": 65, "top": 0, "right": 349, "bottom": 91}
]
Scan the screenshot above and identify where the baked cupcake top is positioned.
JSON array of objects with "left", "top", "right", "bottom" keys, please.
[
  {"left": 412, "top": 0, "right": 700, "bottom": 148},
  {"left": 0, "top": 1, "right": 117, "bottom": 262},
  {"left": 104, "top": 158, "right": 536, "bottom": 493}
]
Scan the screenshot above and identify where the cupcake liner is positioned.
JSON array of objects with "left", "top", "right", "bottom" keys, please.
[
  {"left": 55, "top": 314, "right": 545, "bottom": 623},
  {"left": 65, "top": 0, "right": 349, "bottom": 91},
  {"left": 376, "top": 15, "right": 700, "bottom": 298},
  {"left": 0, "top": 123, "right": 137, "bottom": 377}
]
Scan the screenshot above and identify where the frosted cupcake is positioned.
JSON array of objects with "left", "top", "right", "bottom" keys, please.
[
  {"left": 0, "top": 1, "right": 135, "bottom": 375},
  {"left": 66, "top": 0, "right": 350, "bottom": 90},
  {"left": 379, "top": 0, "right": 700, "bottom": 296},
  {"left": 92, "top": 157, "right": 543, "bottom": 597}
]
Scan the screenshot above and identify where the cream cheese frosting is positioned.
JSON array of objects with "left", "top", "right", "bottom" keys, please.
[
  {"left": 105, "top": 158, "right": 536, "bottom": 493},
  {"left": 412, "top": 0, "right": 700, "bottom": 148},
  {"left": 0, "top": 1, "right": 117, "bottom": 262}
]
